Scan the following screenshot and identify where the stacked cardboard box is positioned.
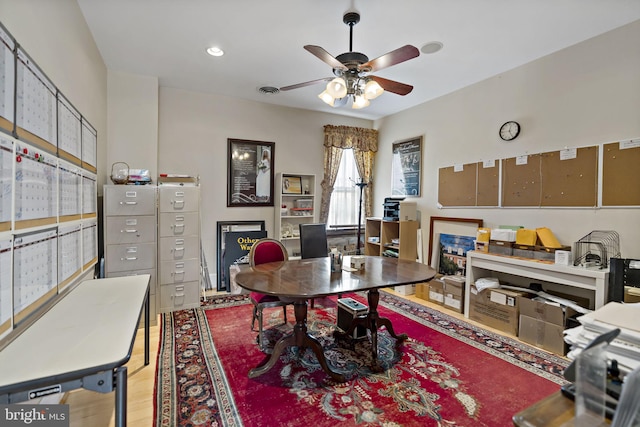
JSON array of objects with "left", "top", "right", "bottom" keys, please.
[
  {"left": 428, "top": 277, "right": 445, "bottom": 305},
  {"left": 518, "top": 298, "right": 578, "bottom": 355},
  {"left": 394, "top": 284, "right": 416, "bottom": 296},
  {"left": 443, "top": 275, "right": 465, "bottom": 313},
  {"left": 415, "top": 282, "right": 429, "bottom": 301},
  {"left": 469, "top": 285, "right": 530, "bottom": 336}
]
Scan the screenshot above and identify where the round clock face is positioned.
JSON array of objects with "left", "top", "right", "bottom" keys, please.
[{"left": 499, "top": 121, "right": 520, "bottom": 141}]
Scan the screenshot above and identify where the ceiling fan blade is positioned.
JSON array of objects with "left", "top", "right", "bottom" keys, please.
[
  {"left": 370, "top": 76, "right": 414, "bottom": 96},
  {"left": 361, "top": 45, "right": 419, "bottom": 72},
  {"left": 279, "top": 77, "right": 332, "bottom": 91},
  {"left": 304, "top": 45, "right": 348, "bottom": 70}
]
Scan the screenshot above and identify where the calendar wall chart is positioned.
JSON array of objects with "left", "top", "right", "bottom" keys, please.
[
  {"left": 81, "top": 119, "right": 97, "bottom": 171},
  {"left": 14, "top": 141, "right": 57, "bottom": 227},
  {"left": 58, "top": 93, "right": 82, "bottom": 163},
  {"left": 13, "top": 228, "right": 57, "bottom": 323},
  {"left": 0, "top": 237, "right": 11, "bottom": 335},
  {"left": 82, "top": 171, "right": 97, "bottom": 216},
  {"left": 0, "top": 137, "right": 12, "bottom": 229},
  {"left": 82, "top": 219, "right": 97, "bottom": 270},
  {"left": 0, "top": 23, "right": 15, "bottom": 134},
  {"left": 15, "top": 47, "right": 56, "bottom": 150},
  {"left": 58, "top": 223, "right": 81, "bottom": 289},
  {"left": 59, "top": 159, "right": 82, "bottom": 220},
  {"left": 0, "top": 23, "right": 98, "bottom": 341}
]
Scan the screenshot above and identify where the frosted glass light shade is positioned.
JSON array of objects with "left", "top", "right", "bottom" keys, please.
[
  {"left": 326, "top": 78, "right": 348, "bottom": 98},
  {"left": 363, "top": 80, "right": 384, "bottom": 100},
  {"left": 352, "top": 95, "right": 370, "bottom": 109},
  {"left": 318, "top": 90, "right": 335, "bottom": 106}
]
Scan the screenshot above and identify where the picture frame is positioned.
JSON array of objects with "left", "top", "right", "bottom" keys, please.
[
  {"left": 227, "top": 138, "right": 275, "bottom": 207},
  {"left": 282, "top": 175, "right": 302, "bottom": 194},
  {"left": 428, "top": 216, "right": 484, "bottom": 270},
  {"left": 391, "top": 136, "right": 423, "bottom": 197}
]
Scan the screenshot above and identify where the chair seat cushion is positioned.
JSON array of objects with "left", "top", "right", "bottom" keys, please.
[{"left": 250, "top": 291, "right": 280, "bottom": 304}]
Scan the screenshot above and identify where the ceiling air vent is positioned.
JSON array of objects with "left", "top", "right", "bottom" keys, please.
[{"left": 258, "top": 86, "right": 280, "bottom": 94}]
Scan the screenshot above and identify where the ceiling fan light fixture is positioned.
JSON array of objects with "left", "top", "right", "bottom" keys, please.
[
  {"left": 326, "top": 77, "right": 348, "bottom": 98},
  {"left": 363, "top": 79, "right": 384, "bottom": 100},
  {"left": 352, "top": 94, "right": 370, "bottom": 109},
  {"left": 318, "top": 90, "right": 336, "bottom": 106}
]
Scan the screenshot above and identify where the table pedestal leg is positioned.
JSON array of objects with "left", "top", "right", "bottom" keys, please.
[
  {"left": 336, "top": 289, "right": 407, "bottom": 372},
  {"left": 249, "top": 299, "right": 346, "bottom": 383}
]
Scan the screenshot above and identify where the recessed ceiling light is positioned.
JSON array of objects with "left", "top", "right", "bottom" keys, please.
[
  {"left": 206, "top": 47, "right": 224, "bottom": 57},
  {"left": 421, "top": 41, "right": 443, "bottom": 54}
]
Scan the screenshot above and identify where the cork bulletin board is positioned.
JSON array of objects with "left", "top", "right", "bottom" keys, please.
[
  {"left": 602, "top": 140, "right": 640, "bottom": 206},
  {"left": 438, "top": 162, "right": 477, "bottom": 207},
  {"left": 477, "top": 160, "right": 500, "bottom": 207},
  {"left": 501, "top": 154, "right": 542, "bottom": 207},
  {"left": 540, "top": 146, "right": 598, "bottom": 207}
]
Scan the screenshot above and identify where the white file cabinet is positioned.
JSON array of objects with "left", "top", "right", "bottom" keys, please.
[
  {"left": 103, "top": 185, "right": 158, "bottom": 326},
  {"left": 158, "top": 186, "right": 201, "bottom": 312}
]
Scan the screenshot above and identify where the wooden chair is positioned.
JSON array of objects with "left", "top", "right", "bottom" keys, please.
[
  {"left": 299, "top": 223, "right": 329, "bottom": 308},
  {"left": 249, "top": 238, "right": 292, "bottom": 352}
]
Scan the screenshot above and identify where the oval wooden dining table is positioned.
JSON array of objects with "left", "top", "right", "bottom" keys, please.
[{"left": 234, "top": 255, "right": 436, "bottom": 382}]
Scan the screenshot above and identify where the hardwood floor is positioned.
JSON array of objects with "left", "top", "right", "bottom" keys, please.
[
  {"left": 61, "top": 289, "right": 548, "bottom": 426},
  {"left": 62, "top": 322, "right": 160, "bottom": 427}
]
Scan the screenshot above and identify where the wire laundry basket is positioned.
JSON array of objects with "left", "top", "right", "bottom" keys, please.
[{"left": 573, "top": 230, "right": 621, "bottom": 269}]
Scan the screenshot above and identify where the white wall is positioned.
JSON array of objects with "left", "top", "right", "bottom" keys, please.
[
  {"left": 374, "top": 20, "right": 640, "bottom": 260},
  {"left": 0, "top": 0, "right": 108, "bottom": 188},
  {"left": 107, "top": 70, "right": 158, "bottom": 181},
  {"left": 157, "top": 87, "right": 372, "bottom": 273}
]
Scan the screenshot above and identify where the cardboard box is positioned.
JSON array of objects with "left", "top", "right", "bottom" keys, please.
[
  {"left": 518, "top": 297, "right": 578, "bottom": 355},
  {"left": 395, "top": 284, "right": 416, "bottom": 296},
  {"left": 443, "top": 275, "right": 465, "bottom": 313},
  {"left": 428, "top": 277, "right": 445, "bottom": 305},
  {"left": 534, "top": 245, "right": 572, "bottom": 261},
  {"left": 415, "top": 282, "right": 429, "bottom": 301},
  {"left": 624, "top": 286, "right": 640, "bottom": 303},
  {"left": 512, "top": 244, "right": 535, "bottom": 259},
  {"left": 469, "top": 286, "right": 529, "bottom": 336},
  {"left": 489, "top": 240, "right": 513, "bottom": 256}
]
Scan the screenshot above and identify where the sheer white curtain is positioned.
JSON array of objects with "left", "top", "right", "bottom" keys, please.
[{"left": 327, "top": 149, "right": 362, "bottom": 227}]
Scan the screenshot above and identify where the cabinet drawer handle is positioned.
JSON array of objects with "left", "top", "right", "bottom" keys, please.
[
  {"left": 172, "top": 224, "right": 185, "bottom": 230},
  {"left": 171, "top": 247, "right": 185, "bottom": 252},
  {"left": 172, "top": 270, "right": 185, "bottom": 276},
  {"left": 121, "top": 257, "right": 138, "bottom": 261},
  {"left": 120, "top": 201, "right": 138, "bottom": 205},
  {"left": 122, "top": 229, "right": 138, "bottom": 233},
  {"left": 172, "top": 199, "right": 185, "bottom": 209}
]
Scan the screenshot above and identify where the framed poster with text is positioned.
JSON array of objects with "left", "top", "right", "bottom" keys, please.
[
  {"left": 391, "top": 136, "right": 423, "bottom": 197},
  {"left": 227, "top": 138, "right": 275, "bottom": 207}
]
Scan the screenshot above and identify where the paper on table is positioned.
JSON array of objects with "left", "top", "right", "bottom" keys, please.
[{"left": 579, "top": 302, "right": 640, "bottom": 333}]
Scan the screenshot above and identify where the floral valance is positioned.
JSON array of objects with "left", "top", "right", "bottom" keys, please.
[{"left": 323, "top": 125, "right": 378, "bottom": 152}]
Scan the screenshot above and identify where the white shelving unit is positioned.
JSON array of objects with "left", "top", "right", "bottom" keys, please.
[
  {"left": 275, "top": 173, "right": 317, "bottom": 258},
  {"left": 465, "top": 251, "right": 609, "bottom": 317}
]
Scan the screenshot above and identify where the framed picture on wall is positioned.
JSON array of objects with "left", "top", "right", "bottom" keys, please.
[
  {"left": 227, "top": 138, "right": 275, "bottom": 207},
  {"left": 391, "top": 136, "right": 423, "bottom": 197}
]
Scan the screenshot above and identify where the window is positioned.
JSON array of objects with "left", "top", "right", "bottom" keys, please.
[{"left": 327, "top": 149, "right": 363, "bottom": 228}]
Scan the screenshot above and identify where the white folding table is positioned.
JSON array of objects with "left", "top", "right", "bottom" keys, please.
[{"left": 0, "top": 275, "right": 151, "bottom": 427}]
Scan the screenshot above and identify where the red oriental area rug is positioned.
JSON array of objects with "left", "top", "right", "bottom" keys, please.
[{"left": 154, "top": 292, "right": 569, "bottom": 426}]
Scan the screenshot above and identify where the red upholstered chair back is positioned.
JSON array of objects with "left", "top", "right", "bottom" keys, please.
[{"left": 249, "top": 238, "right": 288, "bottom": 267}]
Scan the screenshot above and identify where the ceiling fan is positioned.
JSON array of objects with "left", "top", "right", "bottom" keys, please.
[{"left": 279, "top": 11, "right": 420, "bottom": 109}]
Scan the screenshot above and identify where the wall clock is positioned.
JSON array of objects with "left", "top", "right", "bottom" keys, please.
[{"left": 499, "top": 121, "right": 520, "bottom": 141}]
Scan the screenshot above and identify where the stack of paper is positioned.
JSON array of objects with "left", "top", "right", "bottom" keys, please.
[{"left": 564, "top": 302, "right": 640, "bottom": 374}]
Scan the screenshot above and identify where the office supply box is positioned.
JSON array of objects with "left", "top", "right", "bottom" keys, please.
[
  {"left": 337, "top": 298, "right": 368, "bottom": 339},
  {"left": 469, "top": 286, "right": 529, "bottom": 336}
]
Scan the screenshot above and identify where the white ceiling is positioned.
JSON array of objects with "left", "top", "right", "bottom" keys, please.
[{"left": 77, "top": 0, "right": 640, "bottom": 121}]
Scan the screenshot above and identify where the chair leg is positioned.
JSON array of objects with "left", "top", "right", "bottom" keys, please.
[
  {"left": 257, "top": 307, "right": 265, "bottom": 351},
  {"left": 310, "top": 298, "right": 315, "bottom": 309},
  {"left": 282, "top": 305, "right": 288, "bottom": 325},
  {"left": 251, "top": 305, "right": 258, "bottom": 331}
]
